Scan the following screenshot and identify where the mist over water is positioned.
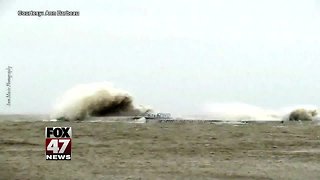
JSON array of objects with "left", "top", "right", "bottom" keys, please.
[
  {"left": 199, "top": 103, "right": 280, "bottom": 121},
  {"left": 198, "top": 102, "right": 320, "bottom": 121}
]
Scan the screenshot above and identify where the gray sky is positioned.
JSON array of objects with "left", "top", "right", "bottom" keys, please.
[{"left": 1, "top": 0, "right": 320, "bottom": 115}]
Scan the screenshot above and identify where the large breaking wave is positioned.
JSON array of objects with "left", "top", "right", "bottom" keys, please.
[{"left": 50, "top": 82, "right": 152, "bottom": 121}]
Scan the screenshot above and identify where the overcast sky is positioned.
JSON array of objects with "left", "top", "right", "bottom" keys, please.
[{"left": 1, "top": 0, "right": 320, "bottom": 115}]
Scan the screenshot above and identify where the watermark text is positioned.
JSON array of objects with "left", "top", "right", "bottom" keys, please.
[{"left": 6, "top": 66, "right": 12, "bottom": 106}]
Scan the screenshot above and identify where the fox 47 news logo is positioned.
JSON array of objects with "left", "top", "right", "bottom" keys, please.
[{"left": 45, "top": 127, "right": 72, "bottom": 160}]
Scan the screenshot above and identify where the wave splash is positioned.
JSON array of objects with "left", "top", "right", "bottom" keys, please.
[{"left": 51, "top": 82, "right": 152, "bottom": 121}]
